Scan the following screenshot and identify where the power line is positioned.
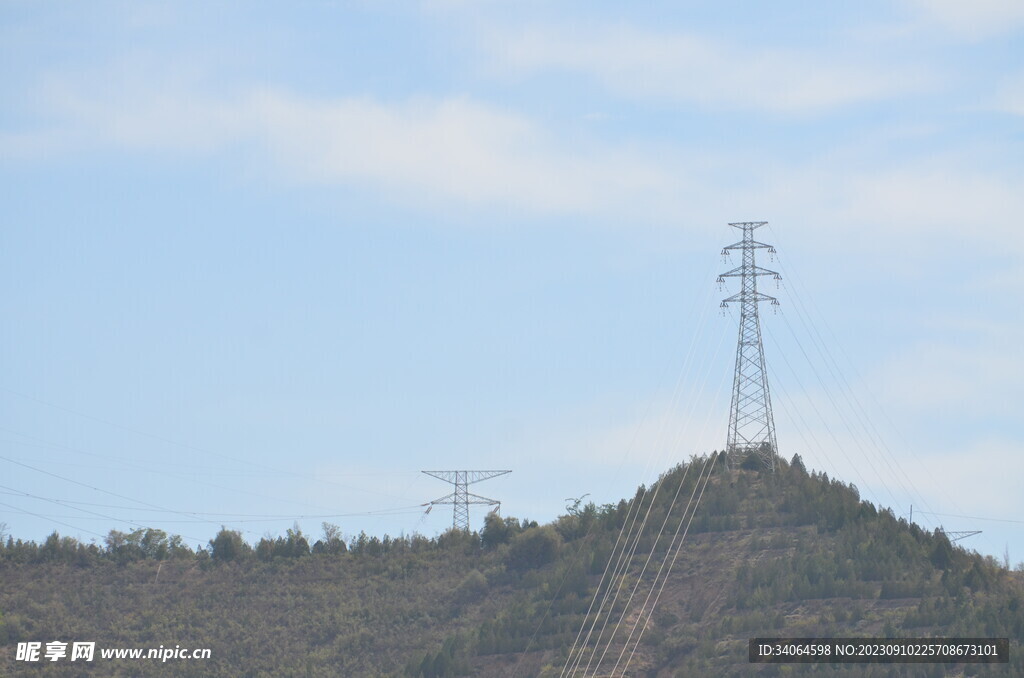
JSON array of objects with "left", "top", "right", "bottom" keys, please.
[
  {"left": 0, "top": 484, "right": 205, "bottom": 542},
  {"left": 0, "top": 388, "right": 414, "bottom": 502},
  {"left": 0, "top": 488, "right": 424, "bottom": 521},
  {"left": 0, "top": 500, "right": 108, "bottom": 540},
  {"left": 616, "top": 453, "right": 718, "bottom": 676},
  {"left": 0, "top": 426, "right": 400, "bottom": 520},
  {"left": 562, "top": 226, "right": 741, "bottom": 676},
  {"left": 918, "top": 511, "right": 1024, "bottom": 526}
]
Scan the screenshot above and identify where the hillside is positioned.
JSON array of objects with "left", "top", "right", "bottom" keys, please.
[{"left": 1, "top": 455, "right": 1021, "bottom": 677}]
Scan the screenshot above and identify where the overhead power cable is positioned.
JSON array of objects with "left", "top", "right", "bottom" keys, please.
[
  {"left": 561, "top": 312, "right": 729, "bottom": 677},
  {"left": 915, "top": 511, "right": 1024, "bottom": 526},
  {"left": 0, "top": 488, "right": 425, "bottom": 522},
  {"left": 0, "top": 387, "right": 416, "bottom": 502}
]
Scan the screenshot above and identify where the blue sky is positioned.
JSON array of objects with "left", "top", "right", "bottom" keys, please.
[{"left": 1, "top": 1, "right": 1022, "bottom": 562}]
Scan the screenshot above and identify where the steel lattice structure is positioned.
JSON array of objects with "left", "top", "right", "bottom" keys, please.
[
  {"left": 718, "top": 221, "right": 781, "bottom": 470},
  {"left": 939, "top": 529, "right": 982, "bottom": 543},
  {"left": 422, "top": 470, "right": 511, "bottom": 531}
]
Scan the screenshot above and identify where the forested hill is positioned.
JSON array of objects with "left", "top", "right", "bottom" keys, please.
[{"left": 1, "top": 455, "right": 1021, "bottom": 677}]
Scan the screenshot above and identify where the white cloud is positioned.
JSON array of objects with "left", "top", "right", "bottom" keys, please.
[
  {"left": 769, "top": 372, "right": 919, "bottom": 511},
  {"left": 967, "top": 265, "right": 1024, "bottom": 295},
  {"left": 4, "top": 69, "right": 1024, "bottom": 254},
  {"left": 994, "top": 72, "right": 1024, "bottom": 116},
  {"left": 550, "top": 399, "right": 726, "bottom": 472},
  {"left": 771, "top": 396, "right": 1017, "bottom": 558},
  {"left": 249, "top": 90, "right": 678, "bottom": 213},
  {"left": 833, "top": 167, "right": 1024, "bottom": 246},
  {"left": 907, "top": 0, "right": 1024, "bottom": 39},
  {"left": 871, "top": 340, "right": 1023, "bottom": 420},
  {"left": 912, "top": 440, "right": 1024, "bottom": 516},
  {"left": 1, "top": 75, "right": 692, "bottom": 219},
  {"left": 489, "top": 26, "right": 931, "bottom": 114},
  {"left": 765, "top": 327, "right": 1021, "bottom": 535},
  {"left": 741, "top": 156, "right": 1024, "bottom": 254}
]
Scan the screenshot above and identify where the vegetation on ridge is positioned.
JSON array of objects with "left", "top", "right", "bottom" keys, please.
[{"left": 1, "top": 454, "right": 1021, "bottom": 677}]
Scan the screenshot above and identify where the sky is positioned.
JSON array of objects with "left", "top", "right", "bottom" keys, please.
[{"left": 1, "top": 1, "right": 1022, "bottom": 562}]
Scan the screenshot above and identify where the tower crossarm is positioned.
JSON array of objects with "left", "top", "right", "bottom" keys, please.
[
  {"left": 422, "top": 471, "right": 458, "bottom": 484},
  {"left": 939, "top": 529, "right": 982, "bottom": 543},
  {"left": 722, "top": 239, "right": 775, "bottom": 253},
  {"left": 721, "top": 291, "right": 778, "bottom": 306},
  {"left": 421, "top": 469, "right": 511, "bottom": 531},
  {"left": 717, "top": 264, "right": 781, "bottom": 280},
  {"left": 426, "top": 492, "right": 500, "bottom": 506},
  {"left": 464, "top": 492, "right": 501, "bottom": 505},
  {"left": 422, "top": 470, "right": 510, "bottom": 485},
  {"left": 464, "top": 470, "right": 510, "bottom": 485}
]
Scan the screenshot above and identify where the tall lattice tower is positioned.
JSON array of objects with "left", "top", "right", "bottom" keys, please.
[
  {"left": 422, "top": 470, "right": 511, "bottom": 531},
  {"left": 717, "top": 221, "right": 781, "bottom": 470}
]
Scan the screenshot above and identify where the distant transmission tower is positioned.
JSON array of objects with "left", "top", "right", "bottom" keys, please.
[
  {"left": 718, "top": 221, "right": 781, "bottom": 470},
  {"left": 939, "top": 528, "right": 982, "bottom": 543},
  {"left": 422, "top": 470, "right": 511, "bottom": 531}
]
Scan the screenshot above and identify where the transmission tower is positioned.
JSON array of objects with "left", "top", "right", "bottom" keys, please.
[
  {"left": 939, "top": 528, "right": 982, "bottom": 543},
  {"left": 718, "top": 221, "right": 781, "bottom": 470},
  {"left": 422, "top": 470, "right": 511, "bottom": 531}
]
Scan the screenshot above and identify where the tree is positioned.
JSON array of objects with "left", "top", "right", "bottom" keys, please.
[
  {"left": 282, "top": 525, "right": 310, "bottom": 558},
  {"left": 740, "top": 451, "right": 764, "bottom": 471},
  {"left": 930, "top": 532, "right": 955, "bottom": 571},
  {"left": 507, "top": 526, "right": 561, "bottom": 571},
  {"left": 210, "top": 528, "right": 249, "bottom": 562},
  {"left": 316, "top": 522, "right": 346, "bottom": 555},
  {"left": 454, "top": 569, "right": 488, "bottom": 604},
  {"left": 481, "top": 514, "right": 518, "bottom": 549},
  {"left": 256, "top": 537, "right": 275, "bottom": 562}
]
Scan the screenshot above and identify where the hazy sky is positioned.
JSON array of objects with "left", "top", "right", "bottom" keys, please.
[{"left": 2, "top": 1, "right": 1022, "bottom": 562}]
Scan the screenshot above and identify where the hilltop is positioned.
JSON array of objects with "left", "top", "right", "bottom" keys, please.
[{"left": 1, "top": 455, "right": 1021, "bottom": 677}]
